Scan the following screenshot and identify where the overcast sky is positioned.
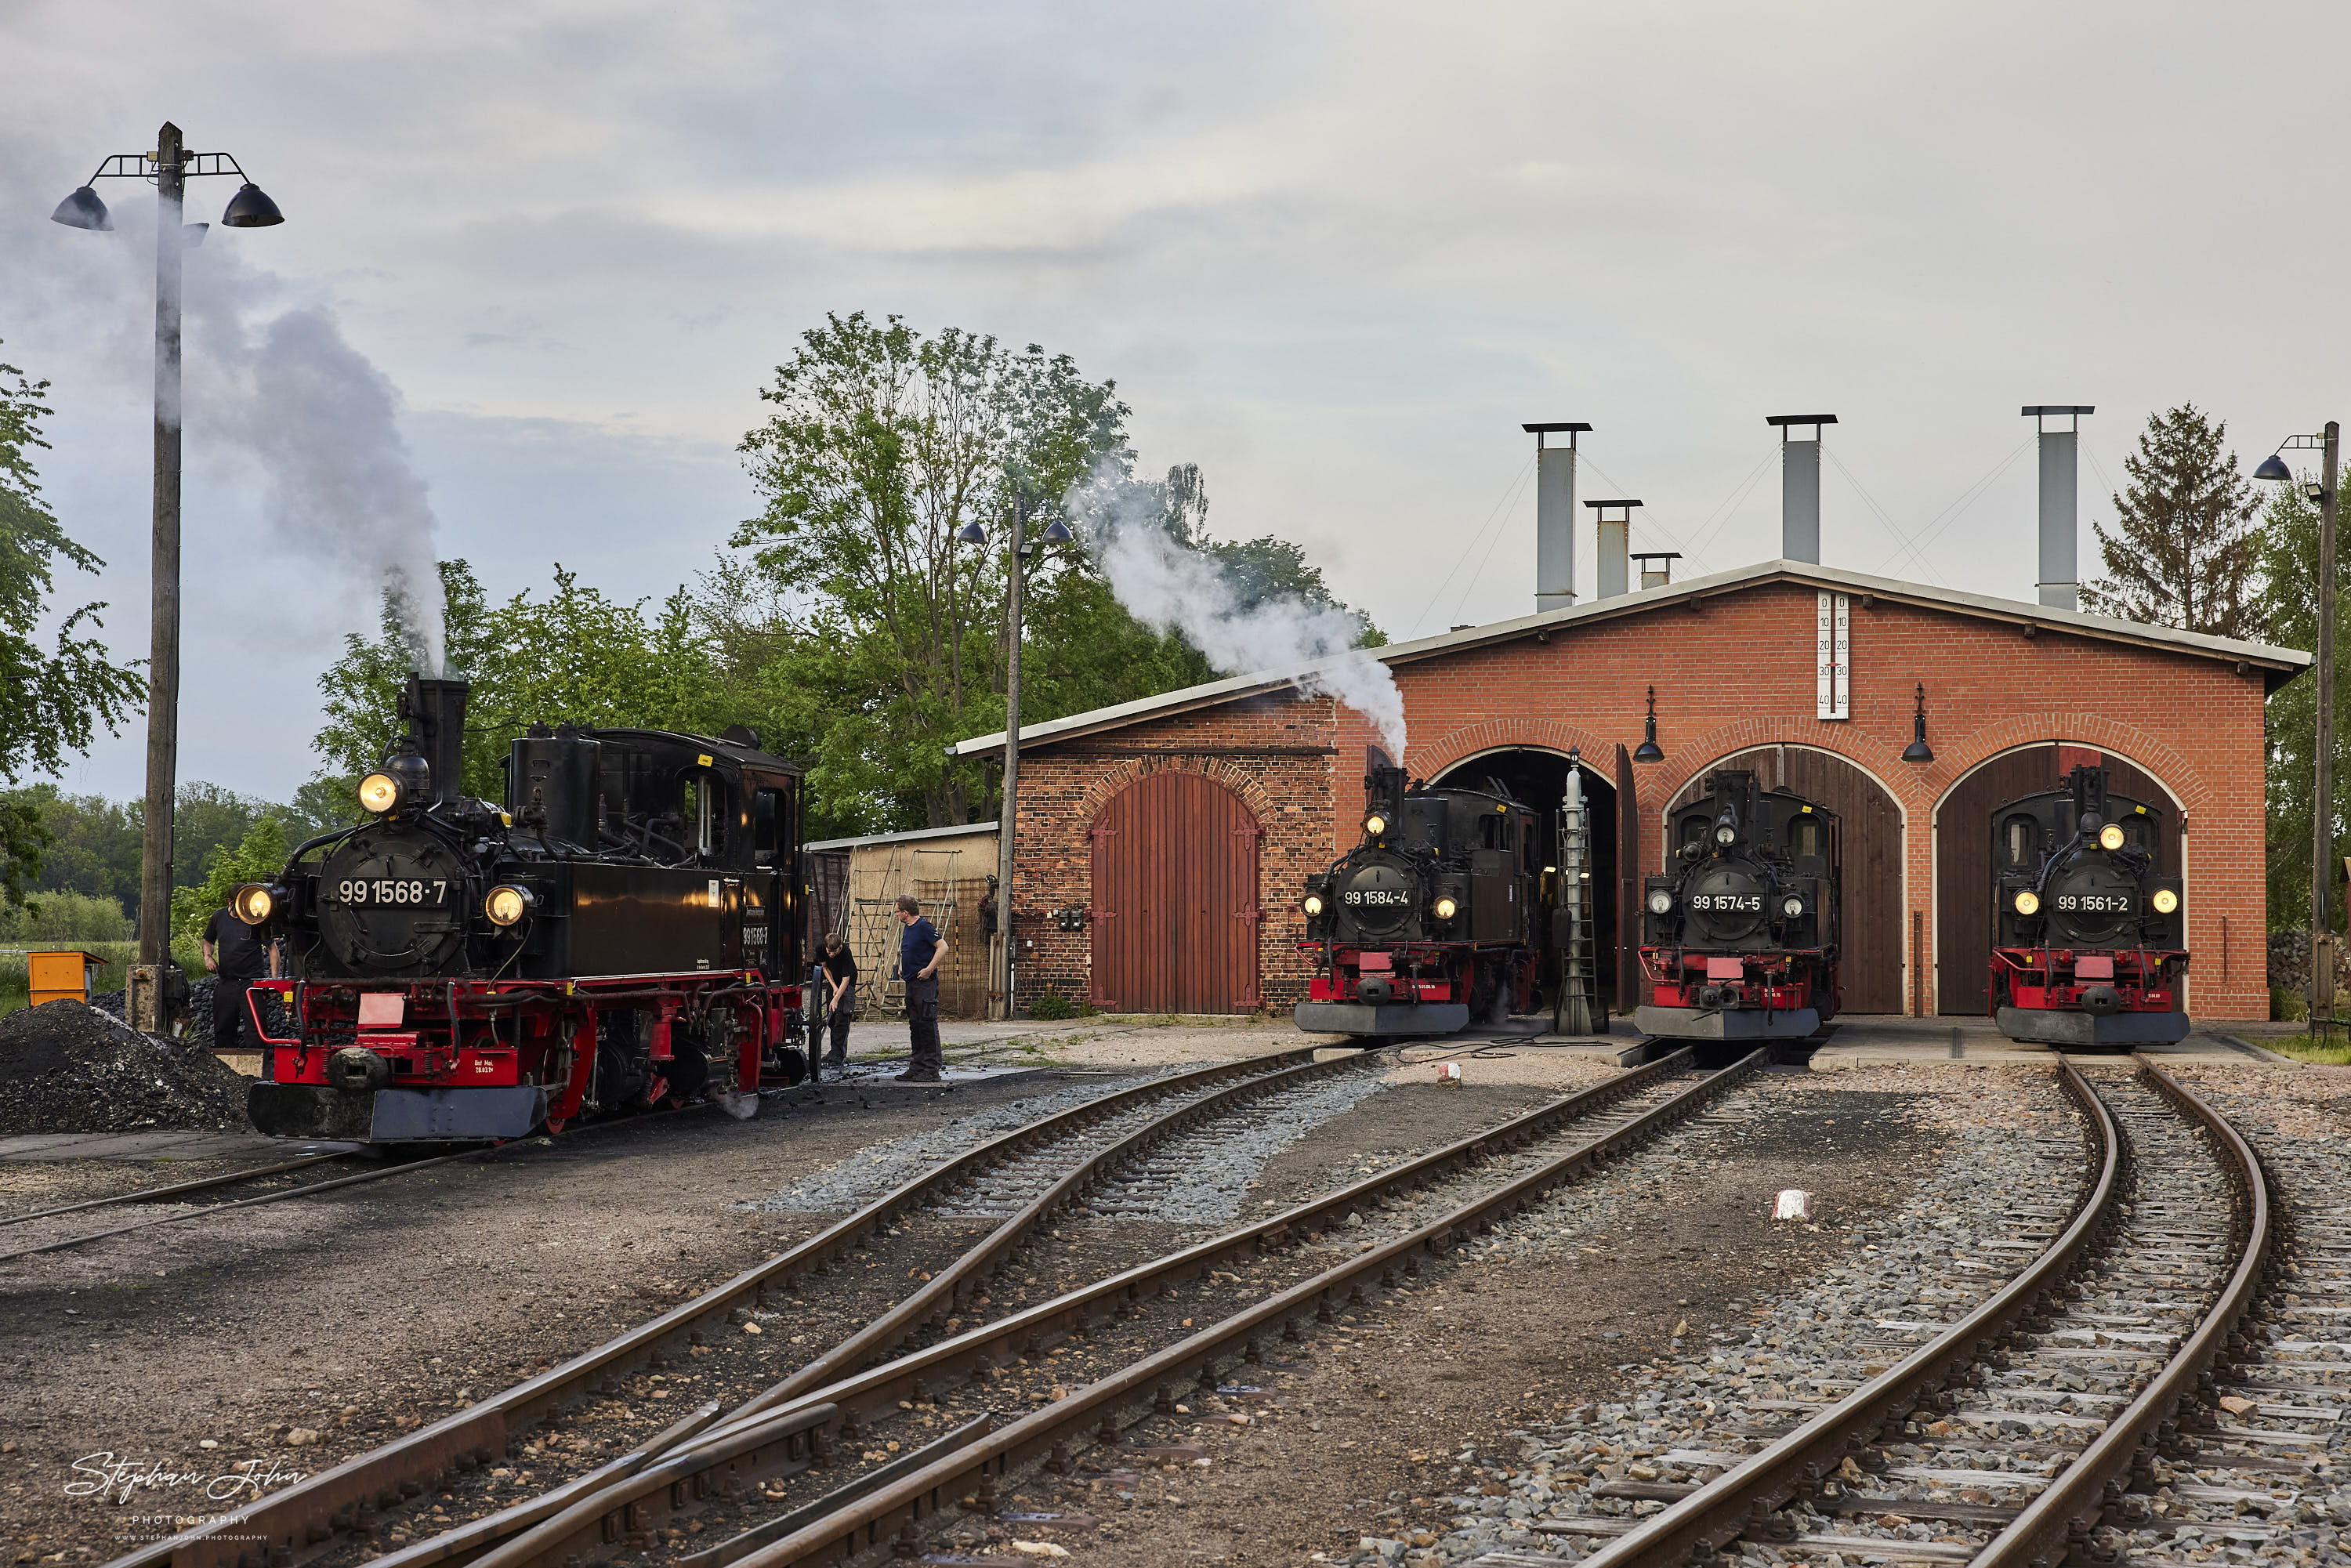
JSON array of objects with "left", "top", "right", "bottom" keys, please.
[{"left": 5, "top": 1, "right": 2346, "bottom": 804}]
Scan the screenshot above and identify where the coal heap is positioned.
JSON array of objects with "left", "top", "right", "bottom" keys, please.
[{"left": 0, "top": 999, "right": 251, "bottom": 1135}]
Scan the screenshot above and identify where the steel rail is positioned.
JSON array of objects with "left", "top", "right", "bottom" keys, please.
[
  {"left": 1970, "top": 1061, "right": 2273, "bottom": 1566},
  {"left": 0, "top": 1150, "right": 346, "bottom": 1227},
  {"left": 1570, "top": 1056, "right": 2125, "bottom": 1568},
  {"left": 385, "top": 1048, "right": 1711, "bottom": 1568},
  {"left": 102, "top": 1048, "right": 1329, "bottom": 1568},
  {"left": 728, "top": 1049, "right": 1766, "bottom": 1568}
]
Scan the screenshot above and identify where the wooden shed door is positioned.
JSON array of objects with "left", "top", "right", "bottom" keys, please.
[
  {"left": 1090, "top": 773, "right": 1262, "bottom": 1013},
  {"left": 1935, "top": 746, "right": 2182, "bottom": 1014},
  {"left": 1671, "top": 746, "right": 1905, "bottom": 1014}
]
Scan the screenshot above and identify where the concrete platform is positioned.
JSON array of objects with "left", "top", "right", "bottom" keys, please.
[
  {"left": 1801, "top": 1014, "right": 2272, "bottom": 1070},
  {"left": 0, "top": 1131, "right": 358, "bottom": 1162}
]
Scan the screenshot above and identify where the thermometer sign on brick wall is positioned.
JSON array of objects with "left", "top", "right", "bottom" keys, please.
[{"left": 1815, "top": 590, "right": 1850, "bottom": 720}]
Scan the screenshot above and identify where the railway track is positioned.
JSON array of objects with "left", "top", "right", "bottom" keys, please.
[
  {"left": 388, "top": 1048, "right": 1762, "bottom": 1568},
  {"left": 1440, "top": 1057, "right": 2277, "bottom": 1568},
  {"left": 102, "top": 1047, "right": 1374, "bottom": 1568}
]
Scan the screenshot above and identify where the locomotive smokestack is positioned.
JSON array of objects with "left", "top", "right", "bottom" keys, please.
[
  {"left": 1767, "top": 415, "right": 1837, "bottom": 564},
  {"left": 399, "top": 674, "right": 470, "bottom": 803},
  {"left": 1524, "top": 422, "right": 1591, "bottom": 612},
  {"left": 1585, "top": 498, "right": 1642, "bottom": 598},
  {"left": 2024, "top": 406, "right": 2092, "bottom": 610}
]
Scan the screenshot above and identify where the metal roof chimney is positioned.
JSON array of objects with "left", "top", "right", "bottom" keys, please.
[
  {"left": 1525, "top": 422, "right": 1590, "bottom": 611},
  {"left": 2023, "top": 406, "right": 2092, "bottom": 610},
  {"left": 1767, "top": 414, "right": 1837, "bottom": 563},
  {"left": 1585, "top": 498, "right": 1642, "bottom": 597}
]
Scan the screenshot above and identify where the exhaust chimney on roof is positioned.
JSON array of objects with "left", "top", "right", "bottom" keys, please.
[
  {"left": 1524, "top": 422, "right": 1591, "bottom": 612},
  {"left": 1767, "top": 414, "right": 1837, "bottom": 563},
  {"left": 1585, "top": 498, "right": 1642, "bottom": 597},
  {"left": 1632, "top": 551, "right": 1681, "bottom": 590},
  {"left": 2023, "top": 406, "right": 2092, "bottom": 611}
]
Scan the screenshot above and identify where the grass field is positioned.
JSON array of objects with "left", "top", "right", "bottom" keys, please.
[{"left": 2255, "top": 1030, "right": 2351, "bottom": 1065}]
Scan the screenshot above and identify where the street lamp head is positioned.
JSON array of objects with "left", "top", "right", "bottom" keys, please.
[
  {"left": 955, "top": 520, "right": 987, "bottom": 545},
  {"left": 1039, "top": 518, "right": 1074, "bottom": 545},
  {"left": 219, "top": 183, "right": 284, "bottom": 227},
  {"left": 50, "top": 185, "right": 112, "bottom": 231},
  {"left": 2255, "top": 453, "right": 2296, "bottom": 483}
]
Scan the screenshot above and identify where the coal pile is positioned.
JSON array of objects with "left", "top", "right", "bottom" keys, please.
[
  {"left": 89, "top": 976, "right": 288, "bottom": 1046},
  {"left": 0, "top": 999, "right": 251, "bottom": 1135}
]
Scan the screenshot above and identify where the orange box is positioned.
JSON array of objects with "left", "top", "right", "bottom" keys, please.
[{"left": 27, "top": 950, "right": 107, "bottom": 1007}]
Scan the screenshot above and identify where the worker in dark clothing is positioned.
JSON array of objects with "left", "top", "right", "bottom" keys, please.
[
  {"left": 896, "top": 893, "right": 946, "bottom": 1083},
  {"left": 818, "top": 933, "right": 857, "bottom": 1070},
  {"left": 200, "top": 905, "right": 269, "bottom": 1052}
]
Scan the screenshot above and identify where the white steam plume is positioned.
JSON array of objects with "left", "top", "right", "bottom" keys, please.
[{"left": 1078, "top": 465, "right": 1407, "bottom": 762}]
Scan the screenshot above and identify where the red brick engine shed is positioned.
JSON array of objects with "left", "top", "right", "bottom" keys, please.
[{"left": 954, "top": 559, "right": 2305, "bottom": 1024}]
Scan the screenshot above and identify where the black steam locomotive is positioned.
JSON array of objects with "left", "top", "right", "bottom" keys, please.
[
  {"left": 1638, "top": 770, "right": 1838, "bottom": 1041},
  {"left": 1294, "top": 762, "right": 1542, "bottom": 1037},
  {"left": 1989, "top": 763, "right": 2186, "bottom": 1049},
  {"left": 232, "top": 676, "right": 809, "bottom": 1142}
]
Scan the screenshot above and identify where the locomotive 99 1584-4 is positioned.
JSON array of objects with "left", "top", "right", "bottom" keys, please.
[
  {"left": 1294, "top": 762, "right": 1541, "bottom": 1037},
  {"left": 230, "top": 675, "right": 808, "bottom": 1142},
  {"left": 1989, "top": 763, "right": 2187, "bottom": 1050},
  {"left": 1638, "top": 770, "right": 1838, "bottom": 1041}
]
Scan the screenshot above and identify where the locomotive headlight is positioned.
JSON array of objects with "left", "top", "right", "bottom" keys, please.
[
  {"left": 1647, "top": 889, "right": 1674, "bottom": 915},
  {"left": 1302, "top": 893, "right": 1326, "bottom": 916},
  {"left": 231, "top": 883, "right": 275, "bottom": 924},
  {"left": 1362, "top": 812, "right": 1388, "bottom": 838},
  {"left": 1781, "top": 895, "right": 1804, "bottom": 918},
  {"left": 2099, "top": 823, "right": 2125, "bottom": 851},
  {"left": 2151, "top": 888, "right": 2179, "bottom": 914},
  {"left": 1714, "top": 824, "right": 1736, "bottom": 846},
  {"left": 357, "top": 771, "right": 401, "bottom": 815},
  {"left": 1433, "top": 896, "right": 1459, "bottom": 920},
  {"left": 484, "top": 885, "right": 537, "bottom": 926},
  {"left": 2013, "top": 889, "right": 2041, "bottom": 915}
]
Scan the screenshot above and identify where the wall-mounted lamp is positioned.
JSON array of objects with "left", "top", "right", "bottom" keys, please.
[
  {"left": 1901, "top": 683, "right": 1934, "bottom": 763},
  {"left": 1632, "top": 685, "right": 1664, "bottom": 762}
]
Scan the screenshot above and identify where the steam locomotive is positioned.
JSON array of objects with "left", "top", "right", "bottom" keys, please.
[
  {"left": 1294, "top": 762, "right": 1542, "bottom": 1037},
  {"left": 232, "top": 676, "right": 809, "bottom": 1142},
  {"left": 1989, "top": 763, "right": 2187, "bottom": 1049},
  {"left": 1638, "top": 770, "right": 1838, "bottom": 1041}
]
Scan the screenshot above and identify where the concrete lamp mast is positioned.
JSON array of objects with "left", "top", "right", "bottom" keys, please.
[{"left": 50, "top": 122, "right": 284, "bottom": 1032}]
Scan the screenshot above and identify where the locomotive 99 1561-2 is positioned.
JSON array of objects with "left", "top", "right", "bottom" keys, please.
[
  {"left": 1638, "top": 770, "right": 1838, "bottom": 1041},
  {"left": 230, "top": 675, "right": 808, "bottom": 1142},
  {"left": 1294, "top": 762, "right": 1542, "bottom": 1037},
  {"left": 1989, "top": 763, "right": 2187, "bottom": 1050}
]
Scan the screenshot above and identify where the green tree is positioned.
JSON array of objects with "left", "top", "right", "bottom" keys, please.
[
  {"left": 2081, "top": 404, "right": 2265, "bottom": 639},
  {"left": 2256, "top": 480, "right": 2350, "bottom": 929},
  {"left": 0, "top": 345, "right": 145, "bottom": 904},
  {"left": 171, "top": 816, "right": 290, "bottom": 951}
]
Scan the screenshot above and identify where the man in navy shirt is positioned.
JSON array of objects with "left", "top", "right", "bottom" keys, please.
[{"left": 895, "top": 894, "right": 947, "bottom": 1082}]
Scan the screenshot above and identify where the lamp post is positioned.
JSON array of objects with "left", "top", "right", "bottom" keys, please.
[
  {"left": 52, "top": 122, "right": 284, "bottom": 1031},
  {"left": 957, "top": 495, "right": 1073, "bottom": 1019},
  {"left": 2255, "top": 422, "right": 2342, "bottom": 1032}
]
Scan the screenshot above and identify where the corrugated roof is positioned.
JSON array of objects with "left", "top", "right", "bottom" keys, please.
[
  {"left": 804, "top": 820, "right": 999, "bottom": 854},
  {"left": 952, "top": 558, "right": 2311, "bottom": 756}
]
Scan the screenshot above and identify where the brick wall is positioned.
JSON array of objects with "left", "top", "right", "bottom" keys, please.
[{"left": 1011, "top": 581, "right": 2276, "bottom": 1022}]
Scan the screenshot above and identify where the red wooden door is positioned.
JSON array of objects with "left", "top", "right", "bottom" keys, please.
[{"left": 1090, "top": 773, "right": 1262, "bottom": 1012}]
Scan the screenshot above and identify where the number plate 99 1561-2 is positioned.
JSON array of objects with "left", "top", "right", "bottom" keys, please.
[{"left": 329, "top": 878, "right": 451, "bottom": 906}]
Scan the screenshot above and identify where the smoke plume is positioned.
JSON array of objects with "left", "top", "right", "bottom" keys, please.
[{"left": 1077, "top": 465, "right": 1407, "bottom": 762}]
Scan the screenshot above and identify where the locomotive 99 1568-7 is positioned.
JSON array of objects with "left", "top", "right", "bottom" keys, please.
[
  {"left": 1294, "top": 762, "right": 1542, "bottom": 1037},
  {"left": 1989, "top": 763, "right": 2187, "bottom": 1050},
  {"left": 231, "top": 675, "right": 808, "bottom": 1142},
  {"left": 1638, "top": 770, "right": 1838, "bottom": 1041}
]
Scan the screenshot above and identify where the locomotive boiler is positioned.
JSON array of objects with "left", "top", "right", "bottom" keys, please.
[
  {"left": 1989, "top": 763, "right": 2187, "bottom": 1050},
  {"left": 1638, "top": 769, "right": 1838, "bottom": 1041},
  {"left": 1294, "top": 762, "right": 1542, "bottom": 1037},
  {"left": 232, "top": 676, "right": 809, "bottom": 1141}
]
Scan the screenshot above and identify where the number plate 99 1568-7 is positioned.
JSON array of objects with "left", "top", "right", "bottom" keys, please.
[{"left": 330, "top": 878, "right": 450, "bottom": 906}]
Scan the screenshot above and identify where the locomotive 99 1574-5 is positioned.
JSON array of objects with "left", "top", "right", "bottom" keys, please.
[
  {"left": 1638, "top": 770, "right": 1838, "bottom": 1041},
  {"left": 1989, "top": 763, "right": 2187, "bottom": 1050},
  {"left": 230, "top": 675, "right": 808, "bottom": 1142},
  {"left": 1293, "top": 762, "right": 1542, "bottom": 1037}
]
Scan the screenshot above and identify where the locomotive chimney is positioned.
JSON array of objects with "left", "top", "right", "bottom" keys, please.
[
  {"left": 1585, "top": 498, "right": 1642, "bottom": 598},
  {"left": 399, "top": 674, "right": 470, "bottom": 803},
  {"left": 1524, "top": 422, "right": 1591, "bottom": 612},
  {"left": 2023, "top": 406, "right": 2092, "bottom": 610},
  {"left": 1767, "top": 414, "right": 1837, "bottom": 564}
]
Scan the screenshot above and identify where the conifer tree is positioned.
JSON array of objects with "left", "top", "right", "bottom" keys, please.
[{"left": 2081, "top": 404, "right": 2265, "bottom": 639}]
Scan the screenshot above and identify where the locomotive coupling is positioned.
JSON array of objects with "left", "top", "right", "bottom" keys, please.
[
  {"left": 327, "top": 1047, "right": 393, "bottom": 1094},
  {"left": 2080, "top": 984, "right": 2124, "bottom": 1016}
]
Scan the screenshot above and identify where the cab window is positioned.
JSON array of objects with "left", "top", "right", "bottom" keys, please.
[
  {"left": 2002, "top": 814, "right": 2038, "bottom": 867},
  {"left": 753, "top": 788, "right": 780, "bottom": 867}
]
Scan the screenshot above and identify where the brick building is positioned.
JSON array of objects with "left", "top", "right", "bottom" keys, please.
[{"left": 954, "top": 559, "right": 2306, "bottom": 1023}]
